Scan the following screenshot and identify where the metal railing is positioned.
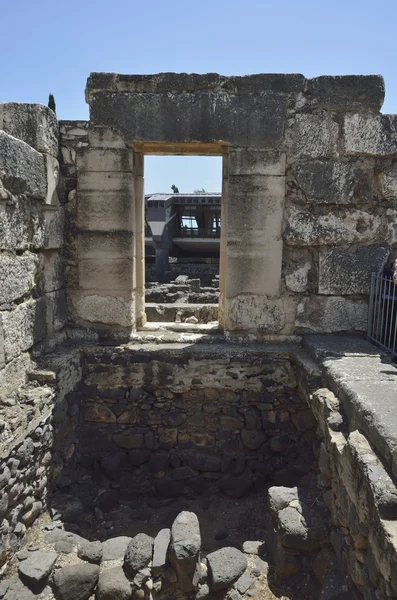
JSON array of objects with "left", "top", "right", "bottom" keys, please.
[
  {"left": 173, "top": 226, "right": 221, "bottom": 239},
  {"left": 368, "top": 272, "right": 397, "bottom": 358}
]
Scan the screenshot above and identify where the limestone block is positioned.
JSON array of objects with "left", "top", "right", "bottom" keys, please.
[
  {"left": 0, "top": 103, "right": 58, "bottom": 156},
  {"left": 344, "top": 113, "right": 397, "bottom": 156},
  {"left": 224, "top": 294, "right": 285, "bottom": 333},
  {"left": 387, "top": 209, "right": 397, "bottom": 246},
  {"left": 1, "top": 298, "right": 47, "bottom": 362},
  {"left": 70, "top": 291, "right": 135, "bottom": 328},
  {"left": 39, "top": 251, "right": 63, "bottom": 292},
  {"left": 0, "top": 353, "right": 30, "bottom": 399},
  {"left": 227, "top": 175, "right": 284, "bottom": 297},
  {"left": 228, "top": 149, "right": 286, "bottom": 176},
  {"left": 0, "top": 131, "right": 46, "bottom": 199},
  {"left": 77, "top": 147, "right": 133, "bottom": 173},
  {"left": 77, "top": 188, "right": 134, "bottom": 231},
  {"left": 228, "top": 175, "right": 285, "bottom": 235},
  {"left": 89, "top": 91, "right": 286, "bottom": 148},
  {"left": 77, "top": 170, "right": 134, "bottom": 192},
  {"left": 295, "top": 296, "right": 368, "bottom": 332},
  {"left": 78, "top": 257, "right": 135, "bottom": 291},
  {"left": 379, "top": 162, "right": 397, "bottom": 201},
  {"left": 284, "top": 205, "right": 382, "bottom": 246},
  {"left": 45, "top": 154, "right": 60, "bottom": 206},
  {"left": 77, "top": 231, "right": 134, "bottom": 260},
  {"left": 0, "top": 319, "right": 4, "bottom": 368},
  {"left": 87, "top": 126, "right": 127, "bottom": 148},
  {"left": 31, "top": 206, "right": 64, "bottom": 249},
  {"left": 319, "top": 245, "right": 389, "bottom": 295},
  {"left": 46, "top": 290, "right": 67, "bottom": 333},
  {"left": 226, "top": 238, "right": 283, "bottom": 297},
  {"left": 291, "top": 159, "right": 375, "bottom": 205},
  {"left": 305, "top": 75, "right": 385, "bottom": 111},
  {"left": 283, "top": 248, "right": 315, "bottom": 293},
  {"left": 0, "top": 197, "right": 31, "bottom": 250},
  {"left": 292, "top": 112, "right": 339, "bottom": 159},
  {"left": 0, "top": 252, "right": 39, "bottom": 304},
  {"left": 87, "top": 72, "right": 305, "bottom": 96}
]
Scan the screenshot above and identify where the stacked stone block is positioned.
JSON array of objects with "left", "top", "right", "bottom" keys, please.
[
  {"left": 81, "top": 72, "right": 397, "bottom": 336},
  {"left": 76, "top": 347, "right": 318, "bottom": 498},
  {"left": 0, "top": 104, "right": 73, "bottom": 564}
]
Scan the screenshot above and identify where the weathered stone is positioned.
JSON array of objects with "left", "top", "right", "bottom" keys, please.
[
  {"left": 0, "top": 131, "right": 46, "bottom": 199},
  {"left": 305, "top": 75, "right": 385, "bottom": 111},
  {"left": 284, "top": 205, "right": 382, "bottom": 246},
  {"left": 21, "top": 501, "right": 43, "bottom": 526},
  {"left": 0, "top": 103, "right": 59, "bottom": 156},
  {"left": 225, "top": 295, "right": 285, "bottom": 333},
  {"left": 0, "top": 252, "right": 38, "bottom": 304},
  {"left": 70, "top": 291, "right": 135, "bottom": 328},
  {"left": 318, "top": 245, "right": 388, "bottom": 295},
  {"left": 292, "top": 112, "right": 339, "bottom": 159},
  {"left": 96, "top": 567, "right": 131, "bottom": 600},
  {"left": 31, "top": 205, "right": 64, "bottom": 250},
  {"left": 241, "top": 429, "right": 265, "bottom": 450},
  {"left": 291, "top": 410, "right": 316, "bottom": 431},
  {"left": 39, "top": 250, "right": 63, "bottom": 292},
  {"left": 102, "top": 536, "right": 132, "bottom": 562},
  {"left": 18, "top": 550, "right": 58, "bottom": 584},
  {"left": 89, "top": 87, "right": 286, "bottom": 148},
  {"left": 170, "top": 511, "right": 201, "bottom": 592},
  {"left": 344, "top": 113, "right": 397, "bottom": 156},
  {"left": 292, "top": 159, "right": 375, "bottom": 205},
  {"left": 124, "top": 534, "right": 154, "bottom": 578},
  {"left": 296, "top": 296, "right": 368, "bottom": 333},
  {"left": 77, "top": 540, "right": 103, "bottom": 564},
  {"left": 188, "top": 454, "right": 222, "bottom": 472},
  {"left": 0, "top": 197, "right": 31, "bottom": 251},
  {"left": 52, "top": 563, "right": 99, "bottom": 600},
  {"left": 207, "top": 547, "right": 247, "bottom": 591},
  {"left": 0, "top": 576, "right": 36, "bottom": 600},
  {"left": 152, "top": 528, "right": 171, "bottom": 574},
  {"left": 1, "top": 299, "right": 47, "bottom": 362},
  {"left": 83, "top": 404, "right": 117, "bottom": 424}
]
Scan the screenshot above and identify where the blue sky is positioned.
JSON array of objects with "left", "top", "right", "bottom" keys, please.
[{"left": 1, "top": 0, "right": 396, "bottom": 193}]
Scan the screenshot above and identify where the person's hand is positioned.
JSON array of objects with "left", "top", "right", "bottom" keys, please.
[{"left": 393, "top": 259, "right": 397, "bottom": 285}]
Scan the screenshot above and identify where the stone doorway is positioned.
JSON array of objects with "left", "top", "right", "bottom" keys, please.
[{"left": 72, "top": 73, "right": 286, "bottom": 338}]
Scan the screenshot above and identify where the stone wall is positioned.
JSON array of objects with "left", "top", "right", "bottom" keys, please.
[
  {"left": 293, "top": 336, "right": 397, "bottom": 599},
  {"left": 75, "top": 346, "right": 318, "bottom": 498},
  {"left": 66, "top": 72, "right": 397, "bottom": 337},
  {"left": 0, "top": 105, "right": 81, "bottom": 566}
]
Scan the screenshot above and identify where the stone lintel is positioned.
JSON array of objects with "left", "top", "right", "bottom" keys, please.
[{"left": 86, "top": 72, "right": 306, "bottom": 97}]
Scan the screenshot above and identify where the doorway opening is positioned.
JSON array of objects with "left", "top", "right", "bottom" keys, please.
[{"left": 140, "top": 150, "right": 225, "bottom": 329}]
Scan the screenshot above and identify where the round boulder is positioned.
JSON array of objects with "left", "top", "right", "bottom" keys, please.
[
  {"left": 124, "top": 533, "right": 154, "bottom": 578},
  {"left": 206, "top": 547, "right": 247, "bottom": 591}
]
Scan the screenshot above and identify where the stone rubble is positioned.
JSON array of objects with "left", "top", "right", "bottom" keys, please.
[{"left": 0, "top": 511, "right": 253, "bottom": 600}]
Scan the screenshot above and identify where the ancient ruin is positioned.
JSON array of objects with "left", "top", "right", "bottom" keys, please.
[{"left": 1, "top": 72, "right": 397, "bottom": 599}]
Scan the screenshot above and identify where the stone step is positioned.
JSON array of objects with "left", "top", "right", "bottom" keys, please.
[
  {"left": 145, "top": 303, "right": 219, "bottom": 324},
  {"left": 132, "top": 329, "right": 226, "bottom": 345},
  {"left": 141, "top": 322, "right": 222, "bottom": 333}
]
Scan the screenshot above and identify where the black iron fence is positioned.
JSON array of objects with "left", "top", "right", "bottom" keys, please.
[{"left": 367, "top": 272, "right": 397, "bottom": 358}]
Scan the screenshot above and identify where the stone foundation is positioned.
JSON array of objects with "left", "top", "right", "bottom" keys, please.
[{"left": 75, "top": 346, "right": 317, "bottom": 499}]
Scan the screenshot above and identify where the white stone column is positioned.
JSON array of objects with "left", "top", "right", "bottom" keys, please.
[{"left": 223, "top": 149, "right": 286, "bottom": 333}]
